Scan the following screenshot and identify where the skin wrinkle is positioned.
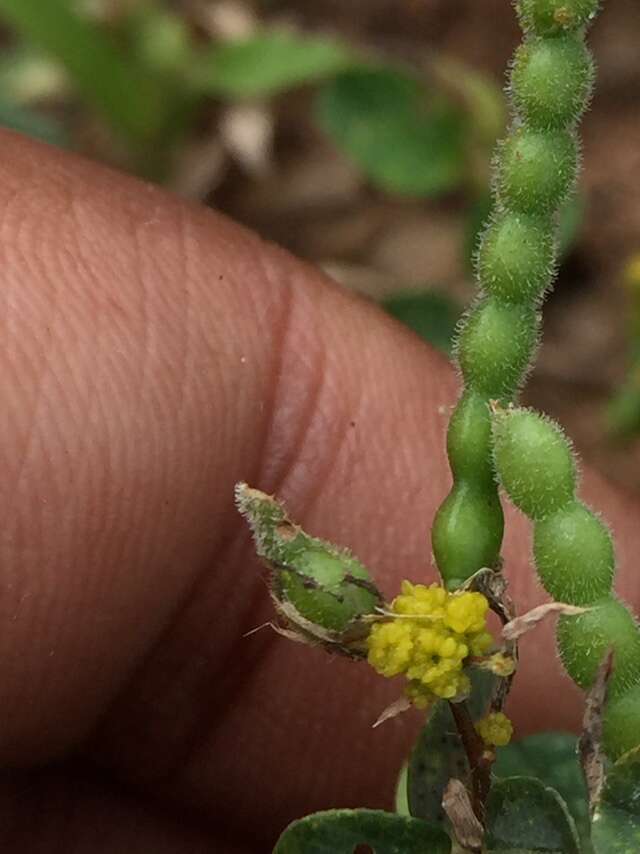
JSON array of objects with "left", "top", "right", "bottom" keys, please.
[{"left": 87, "top": 263, "right": 331, "bottom": 786}]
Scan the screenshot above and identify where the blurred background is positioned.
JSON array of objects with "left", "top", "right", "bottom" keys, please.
[{"left": 1, "top": 0, "right": 639, "bottom": 491}]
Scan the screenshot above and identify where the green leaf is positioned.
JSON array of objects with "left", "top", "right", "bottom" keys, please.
[
  {"left": 0, "top": 100, "right": 69, "bottom": 147},
  {"left": 592, "top": 746, "right": 640, "bottom": 853},
  {"left": 493, "top": 732, "right": 591, "bottom": 850},
  {"left": 316, "top": 67, "right": 465, "bottom": 197},
  {"left": 407, "top": 701, "right": 469, "bottom": 825},
  {"left": 273, "top": 808, "right": 451, "bottom": 853},
  {"left": 194, "top": 31, "right": 353, "bottom": 99},
  {"left": 485, "top": 776, "right": 581, "bottom": 853},
  {"left": 383, "top": 291, "right": 459, "bottom": 355}
]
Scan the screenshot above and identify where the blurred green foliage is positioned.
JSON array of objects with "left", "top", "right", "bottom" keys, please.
[
  {"left": 194, "top": 31, "right": 354, "bottom": 99},
  {"left": 0, "top": 0, "right": 587, "bottom": 357},
  {"left": 607, "top": 255, "right": 640, "bottom": 439},
  {"left": 316, "top": 67, "right": 465, "bottom": 198}
]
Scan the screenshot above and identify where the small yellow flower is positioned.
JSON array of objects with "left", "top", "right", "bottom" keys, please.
[
  {"left": 475, "top": 711, "right": 513, "bottom": 747},
  {"left": 445, "top": 591, "right": 489, "bottom": 634},
  {"left": 367, "top": 582, "right": 493, "bottom": 708},
  {"left": 478, "top": 651, "right": 517, "bottom": 677}
]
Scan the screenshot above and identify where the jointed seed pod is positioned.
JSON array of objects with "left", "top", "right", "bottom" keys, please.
[
  {"left": 432, "top": 0, "right": 597, "bottom": 588},
  {"left": 492, "top": 406, "right": 640, "bottom": 758}
]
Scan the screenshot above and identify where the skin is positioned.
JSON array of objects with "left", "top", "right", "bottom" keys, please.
[{"left": 1, "top": 130, "right": 638, "bottom": 853}]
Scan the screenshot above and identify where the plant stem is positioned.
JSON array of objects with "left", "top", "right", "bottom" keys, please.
[{"left": 449, "top": 700, "right": 492, "bottom": 821}]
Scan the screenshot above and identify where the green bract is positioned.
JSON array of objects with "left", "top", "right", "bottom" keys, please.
[{"left": 235, "top": 483, "right": 382, "bottom": 655}]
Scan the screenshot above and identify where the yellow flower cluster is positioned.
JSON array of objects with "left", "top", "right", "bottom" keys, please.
[
  {"left": 367, "top": 582, "right": 493, "bottom": 706},
  {"left": 475, "top": 711, "right": 513, "bottom": 747}
]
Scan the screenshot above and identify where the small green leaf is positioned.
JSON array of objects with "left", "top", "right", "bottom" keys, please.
[
  {"left": 316, "top": 67, "right": 465, "bottom": 197},
  {"left": 493, "top": 732, "right": 591, "bottom": 849},
  {"left": 383, "top": 291, "right": 459, "bottom": 355},
  {"left": 273, "top": 808, "right": 451, "bottom": 853},
  {"left": 194, "top": 31, "right": 353, "bottom": 99},
  {"left": 407, "top": 701, "right": 469, "bottom": 825},
  {"left": 485, "top": 776, "right": 581, "bottom": 853},
  {"left": 592, "top": 746, "right": 640, "bottom": 853}
]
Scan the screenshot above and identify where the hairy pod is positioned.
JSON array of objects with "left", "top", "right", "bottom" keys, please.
[
  {"left": 456, "top": 300, "right": 539, "bottom": 399},
  {"left": 492, "top": 407, "right": 576, "bottom": 520},
  {"left": 491, "top": 405, "right": 640, "bottom": 756},
  {"left": 432, "top": 0, "right": 599, "bottom": 592},
  {"left": 557, "top": 595, "right": 640, "bottom": 698},
  {"left": 496, "top": 127, "right": 578, "bottom": 214},
  {"left": 516, "top": 0, "right": 600, "bottom": 36},
  {"left": 477, "top": 212, "right": 556, "bottom": 303},
  {"left": 511, "top": 36, "right": 595, "bottom": 129},
  {"left": 533, "top": 500, "right": 614, "bottom": 605},
  {"left": 603, "top": 683, "right": 640, "bottom": 759}
]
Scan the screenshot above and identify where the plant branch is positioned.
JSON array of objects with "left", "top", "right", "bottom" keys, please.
[{"left": 449, "top": 700, "right": 492, "bottom": 822}]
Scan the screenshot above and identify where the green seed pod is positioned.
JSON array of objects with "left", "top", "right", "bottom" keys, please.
[
  {"left": 456, "top": 300, "right": 539, "bottom": 399},
  {"left": 431, "top": 483, "right": 504, "bottom": 590},
  {"left": 492, "top": 407, "right": 576, "bottom": 520},
  {"left": 511, "top": 36, "right": 595, "bottom": 129},
  {"left": 516, "top": 0, "right": 600, "bottom": 36},
  {"left": 477, "top": 211, "right": 556, "bottom": 303},
  {"left": 557, "top": 595, "right": 640, "bottom": 698},
  {"left": 533, "top": 500, "right": 614, "bottom": 605},
  {"left": 235, "top": 483, "right": 382, "bottom": 656},
  {"left": 603, "top": 682, "right": 640, "bottom": 760},
  {"left": 447, "top": 391, "right": 494, "bottom": 484},
  {"left": 497, "top": 127, "right": 578, "bottom": 214}
]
